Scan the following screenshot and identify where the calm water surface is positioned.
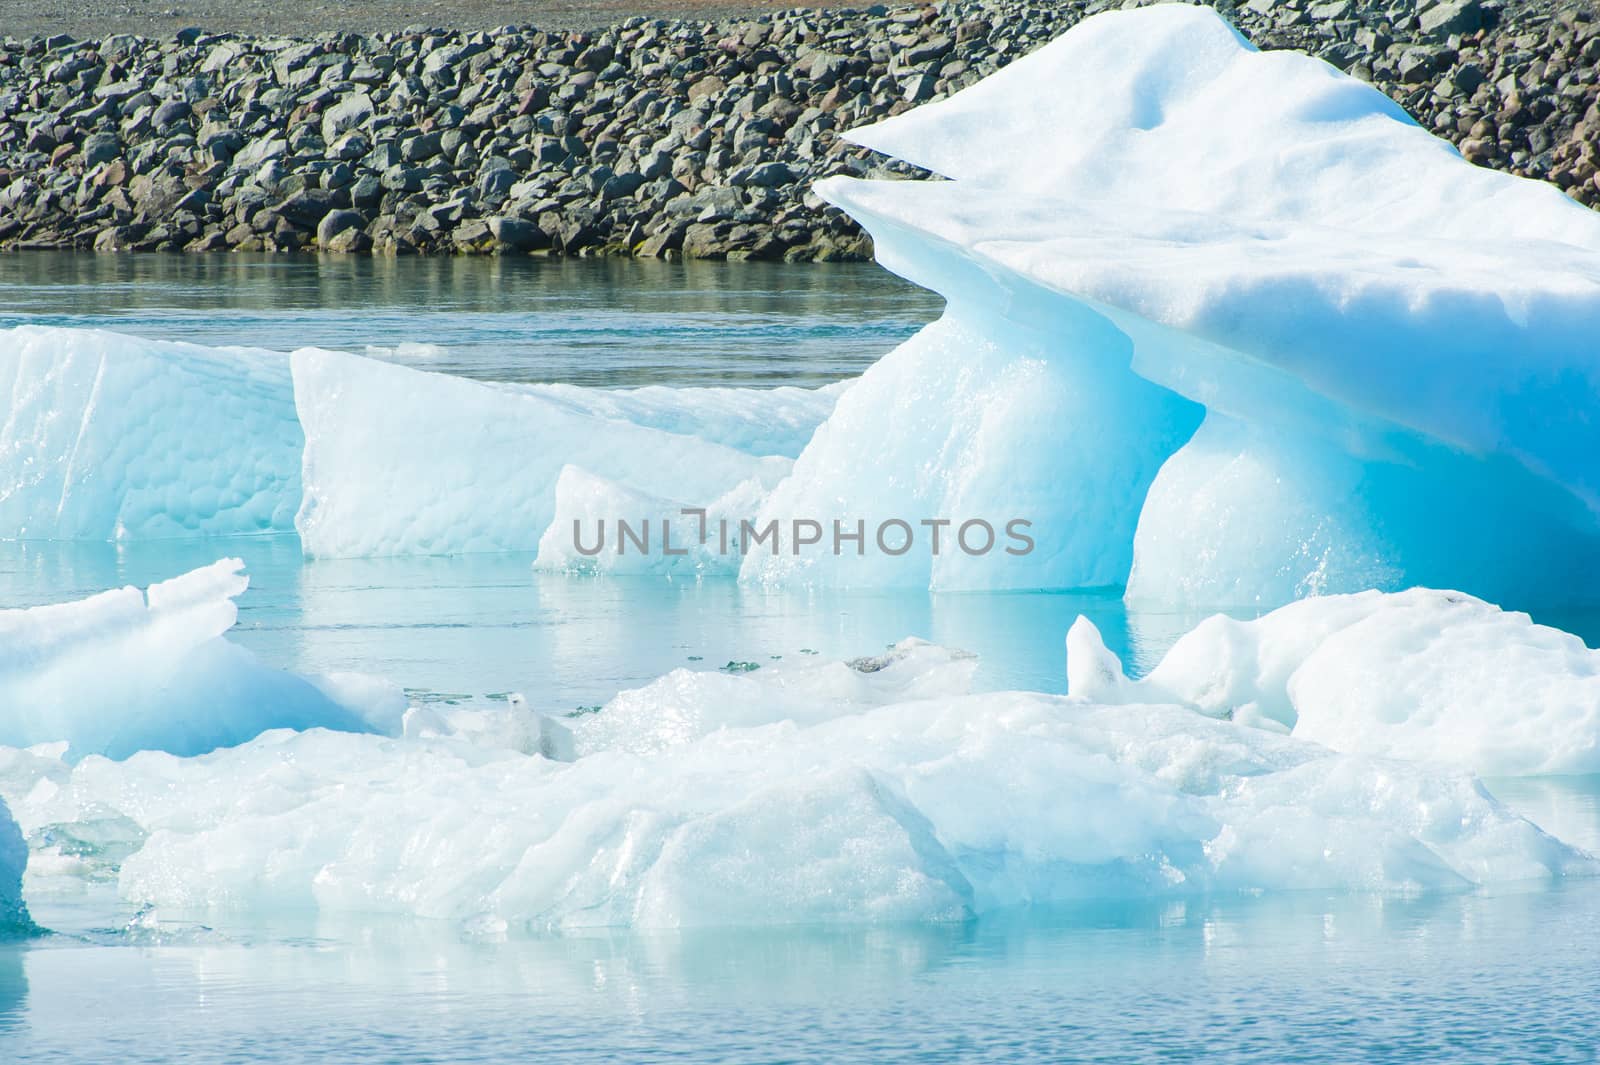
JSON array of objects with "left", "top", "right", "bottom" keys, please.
[
  {"left": 0, "top": 251, "right": 942, "bottom": 386},
  {"left": 1, "top": 253, "right": 1598, "bottom": 1063},
  {"left": 5, "top": 879, "right": 1600, "bottom": 1064}
]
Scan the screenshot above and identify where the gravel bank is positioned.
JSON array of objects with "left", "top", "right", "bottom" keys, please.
[
  {"left": 0, "top": 0, "right": 810, "bottom": 41},
  {"left": 2, "top": 0, "right": 1599, "bottom": 260}
]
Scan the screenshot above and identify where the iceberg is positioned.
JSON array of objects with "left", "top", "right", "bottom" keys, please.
[
  {"left": 0, "top": 559, "right": 400, "bottom": 759},
  {"left": 740, "top": 311, "right": 1199, "bottom": 590},
  {"left": 291, "top": 347, "right": 797, "bottom": 557},
  {"left": 0, "top": 326, "right": 302, "bottom": 540},
  {"left": 0, "top": 326, "right": 841, "bottom": 553},
  {"left": 755, "top": 3, "right": 1600, "bottom": 604},
  {"left": 0, "top": 639, "right": 1586, "bottom": 929},
  {"left": 1069, "top": 588, "right": 1600, "bottom": 778}
]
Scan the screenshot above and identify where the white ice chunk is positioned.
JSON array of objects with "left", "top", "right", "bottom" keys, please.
[
  {"left": 0, "top": 325, "right": 302, "bottom": 540},
  {"left": 533, "top": 465, "right": 773, "bottom": 576},
  {"left": 403, "top": 694, "right": 576, "bottom": 761},
  {"left": 1069, "top": 588, "right": 1600, "bottom": 776},
  {"left": 846, "top": 6, "right": 1598, "bottom": 246},
  {"left": 292, "top": 348, "right": 793, "bottom": 557},
  {"left": 567, "top": 637, "right": 978, "bottom": 757},
  {"left": 0, "top": 325, "right": 835, "bottom": 555},
  {"left": 511, "top": 379, "right": 848, "bottom": 459},
  {"left": 306, "top": 672, "right": 411, "bottom": 736},
  {"left": 0, "top": 641, "right": 1584, "bottom": 929},
  {"left": 0, "top": 559, "right": 396, "bottom": 759},
  {"left": 364, "top": 341, "right": 449, "bottom": 362},
  {"left": 1064, "top": 616, "right": 1132, "bottom": 704}
]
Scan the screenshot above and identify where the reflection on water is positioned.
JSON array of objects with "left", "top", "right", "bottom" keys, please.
[
  {"left": 0, "top": 252, "right": 943, "bottom": 387},
  {"left": 1485, "top": 775, "right": 1600, "bottom": 855},
  {"left": 4, "top": 872, "right": 1600, "bottom": 1063},
  {"left": 0, "top": 952, "right": 21, "bottom": 1038}
]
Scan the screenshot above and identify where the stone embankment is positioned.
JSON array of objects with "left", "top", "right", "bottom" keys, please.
[{"left": 0, "top": 0, "right": 1596, "bottom": 259}]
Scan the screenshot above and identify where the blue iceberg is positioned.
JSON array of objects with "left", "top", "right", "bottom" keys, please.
[{"left": 751, "top": 4, "right": 1600, "bottom": 606}]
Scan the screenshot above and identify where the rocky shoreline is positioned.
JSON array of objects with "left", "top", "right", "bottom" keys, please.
[{"left": 1, "top": 0, "right": 1597, "bottom": 260}]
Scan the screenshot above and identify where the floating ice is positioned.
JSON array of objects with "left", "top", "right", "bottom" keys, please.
[
  {"left": 513, "top": 379, "right": 848, "bottom": 460},
  {"left": 0, "top": 639, "right": 1586, "bottom": 928},
  {"left": 364, "top": 341, "right": 450, "bottom": 362},
  {"left": 565, "top": 637, "right": 979, "bottom": 757},
  {"left": 533, "top": 465, "right": 773, "bottom": 576},
  {"left": 0, "top": 325, "right": 302, "bottom": 540},
  {"left": 1068, "top": 588, "right": 1600, "bottom": 777},
  {"left": 794, "top": 3, "right": 1600, "bottom": 604},
  {"left": 0, "top": 327, "right": 840, "bottom": 552},
  {"left": 402, "top": 693, "right": 576, "bottom": 762},
  {"left": 740, "top": 311, "right": 1198, "bottom": 590},
  {"left": 292, "top": 348, "right": 796, "bottom": 557},
  {"left": 0, "top": 559, "right": 399, "bottom": 759}
]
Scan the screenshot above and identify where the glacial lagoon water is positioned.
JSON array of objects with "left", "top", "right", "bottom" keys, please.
[
  {"left": 9, "top": 878, "right": 1600, "bottom": 1065},
  {"left": 0, "top": 251, "right": 939, "bottom": 386},
  {"left": 3, "top": 254, "right": 1600, "bottom": 1063}
]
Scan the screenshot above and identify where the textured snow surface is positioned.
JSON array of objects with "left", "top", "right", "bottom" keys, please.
[
  {"left": 1069, "top": 588, "right": 1600, "bottom": 777},
  {"left": 0, "top": 637, "right": 1586, "bottom": 929},
  {"left": 804, "top": 3, "right": 1600, "bottom": 603},
  {"left": 0, "top": 326, "right": 302, "bottom": 540},
  {"left": 0, "top": 559, "right": 398, "bottom": 759}
]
